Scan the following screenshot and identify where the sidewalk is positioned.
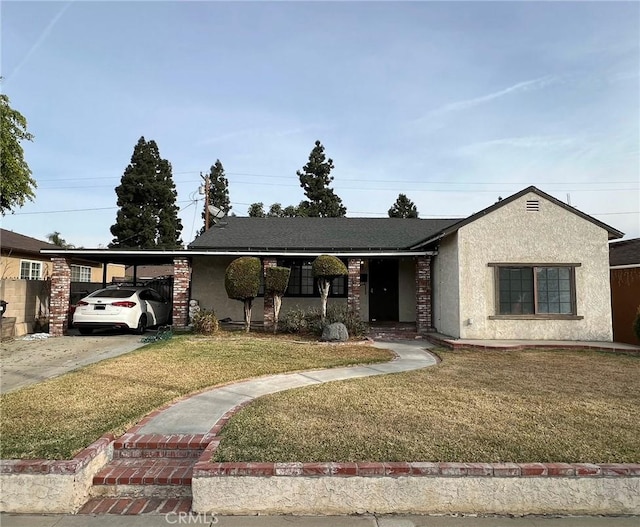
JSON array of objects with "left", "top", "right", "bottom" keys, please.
[
  {"left": 134, "top": 340, "right": 437, "bottom": 435},
  {"left": 1, "top": 512, "right": 638, "bottom": 526}
]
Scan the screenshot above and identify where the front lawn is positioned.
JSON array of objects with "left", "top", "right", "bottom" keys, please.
[
  {"left": 213, "top": 349, "right": 640, "bottom": 463},
  {"left": 0, "top": 333, "right": 391, "bottom": 460}
]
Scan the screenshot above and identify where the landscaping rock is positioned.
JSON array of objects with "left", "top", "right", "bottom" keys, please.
[{"left": 321, "top": 322, "right": 349, "bottom": 342}]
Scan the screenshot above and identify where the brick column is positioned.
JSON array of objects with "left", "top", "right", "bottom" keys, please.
[
  {"left": 263, "top": 257, "right": 277, "bottom": 331},
  {"left": 172, "top": 258, "right": 191, "bottom": 328},
  {"left": 416, "top": 256, "right": 434, "bottom": 333},
  {"left": 50, "top": 258, "right": 71, "bottom": 336},
  {"left": 347, "top": 258, "right": 362, "bottom": 320}
]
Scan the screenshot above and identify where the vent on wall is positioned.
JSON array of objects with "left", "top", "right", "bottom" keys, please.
[{"left": 526, "top": 200, "right": 540, "bottom": 212}]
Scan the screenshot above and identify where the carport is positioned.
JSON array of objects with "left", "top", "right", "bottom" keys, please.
[{"left": 40, "top": 249, "right": 192, "bottom": 336}]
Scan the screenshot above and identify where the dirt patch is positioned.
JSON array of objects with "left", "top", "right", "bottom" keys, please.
[{"left": 0, "top": 330, "right": 148, "bottom": 394}]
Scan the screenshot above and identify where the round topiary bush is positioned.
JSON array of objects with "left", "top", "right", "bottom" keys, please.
[
  {"left": 265, "top": 266, "right": 290, "bottom": 295},
  {"left": 225, "top": 257, "right": 262, "bottom": 300},
  {"left": 312, "top": 254, "right": 347, "bottom": 279}
]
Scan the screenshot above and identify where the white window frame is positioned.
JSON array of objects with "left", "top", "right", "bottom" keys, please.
[
  {"left": 70, "top": 264, "right": 92, "bottom": 282},
  {"left": 20, "top": 260, "right": 43, "bottom": 280}
]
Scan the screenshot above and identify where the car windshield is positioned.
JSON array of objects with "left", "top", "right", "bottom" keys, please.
[{"left": 89, "top": 289, "right": 136, "bottom": 299}]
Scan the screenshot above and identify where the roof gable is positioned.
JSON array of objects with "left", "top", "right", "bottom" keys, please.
[{"left": 412, "top": 186, "right": 624, "bottom": 248}]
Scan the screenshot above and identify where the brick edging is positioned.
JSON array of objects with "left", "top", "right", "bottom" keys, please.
[
  {"left": 0, "top": 434, "right": 114, "bottom": 475},
  {"left": 423, "top": 335, "right": 640, "bottom": 355},
  {"left": 193, "top": 460, "right": 640, "bottom": 478}
]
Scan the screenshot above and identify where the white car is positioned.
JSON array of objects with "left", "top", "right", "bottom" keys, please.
[{"left": 72, "top": 287, "right": 171, "bottom": 335}]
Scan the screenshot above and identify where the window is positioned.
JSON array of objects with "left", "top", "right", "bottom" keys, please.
[
  {"left": 71, "top": 265, "right": 92, "bottom": 282},
  {"left": 278, "top": 258, "right": 347, "bottom": 297},
  {"left": 493, "top": 264, "right": 579, "bottom": 317},
  {"left": 20, "top": 260, "right": 43, "bottom": 280}
]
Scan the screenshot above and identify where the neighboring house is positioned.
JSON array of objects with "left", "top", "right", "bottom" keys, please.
[
  {"left": 188, "top": 186, "right": 622, "bottom": 341},
  {"left": 0, "top": 229, "right": 125, "bottom": 335},
  {"left": 124, "top": 264, "right": 174, "bottom": 281},
  {"left": 42, "top": 186, "right": 624, "bottom": 342},
  {"left": 609, "top": 238, "right": 640, "bottom": 345}
]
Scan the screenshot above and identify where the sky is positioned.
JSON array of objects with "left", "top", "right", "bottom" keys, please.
[{"left": 1, "top": 0, "right": 638, "bottom": 248}]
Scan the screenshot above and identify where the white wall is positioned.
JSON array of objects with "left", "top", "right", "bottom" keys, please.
[
  {"left": 432, "top": 233, "right": 460, "bottom": 337},
  {"left": 455, "top": 192, "right": 614, "bottom": 340}
]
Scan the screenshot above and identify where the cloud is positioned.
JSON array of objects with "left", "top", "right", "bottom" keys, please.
[
  {"left": 458, "top": 135, "right": 577, "bottom": 155},
  {"left": 7, "top": 2, "right": 74, "bottom": 82},
  {"left": 426, "top": 75, "right": 559, "bottom": 118}
]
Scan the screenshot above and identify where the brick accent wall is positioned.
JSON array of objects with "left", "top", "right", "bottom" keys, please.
[
  {"left": 416, "top": 256, "right": 433, "bottom": 333},
  {"left": 263, "top": 257, "right": 277, "bottom": 330},
  {"left": 172, "top": 258, "right": 191, "bottom": 328},
  {"left": 50, "top": 258, "right": 71, "bottom": 336},
  {"left": 347, "top": 258, "right": 362, "bottom": 319}
]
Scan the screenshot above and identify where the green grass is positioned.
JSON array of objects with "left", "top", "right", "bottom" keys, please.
[
  {"left": 213, "top": 348, "right": 640, "bottom": 463},
  {"left": 0, "top": 332, "right": 391, "bottom": 460}
]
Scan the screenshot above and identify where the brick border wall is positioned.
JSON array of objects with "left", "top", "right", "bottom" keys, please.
[
  {"left": 172, "top": 258, "right": 190, "bottom": 328},
  {"left": 49, "top": 258, "right": 71, "bottom": 336}
]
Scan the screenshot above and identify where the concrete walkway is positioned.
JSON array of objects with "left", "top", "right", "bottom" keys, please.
[
  {"left": 136, "top": 340, "right": 437, "bottom": 435},
  {"left": 1, "top": 512, "right": 637, "bottom": 526}
]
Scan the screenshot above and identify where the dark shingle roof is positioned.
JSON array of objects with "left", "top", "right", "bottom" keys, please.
[
  {"left": 0, "top": 229, "right": 59, "bottom": 255},
  {"left": 610, "top": 238, "right": 640, "bottom": 267},
  {"left": 189, "top": 217, "right": 463, "bottom": 251}
]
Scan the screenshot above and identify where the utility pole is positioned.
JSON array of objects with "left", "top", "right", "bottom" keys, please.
[{"left": 201, "top": 172, "right": 211, "bottom": 231}]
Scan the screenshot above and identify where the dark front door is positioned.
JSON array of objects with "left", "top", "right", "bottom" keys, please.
[{"left": 369, "top": 259, "right": 398, "bottom": 322}]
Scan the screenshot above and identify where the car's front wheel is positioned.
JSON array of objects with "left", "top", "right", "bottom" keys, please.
[{"left": 135, "top": 315, "right": 147, "bottom": 335}]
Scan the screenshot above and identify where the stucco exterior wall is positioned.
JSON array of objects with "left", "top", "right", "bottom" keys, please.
[
  {"left": 398, "top": 258, "right": 416, "bottom": 323},
  {"left": 455, "top": 192, "right": 614, "bottom": 340},
  {"left": 192, "top": 475, "right": 639, "bottom": 515},
  {"left": 191, "top": 256, "right": 347, "bottom": 323},
  {"left": 432, "top": 233, "right": 460, "bottom": 337}
]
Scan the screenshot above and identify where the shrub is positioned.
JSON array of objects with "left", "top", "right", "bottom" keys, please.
[
  {"left": 633, "top": 306, "right": 640, "bottom": 343},
  {"left": 191, "top": 309, "right": 219, "bottom": 335},
  {"left": 312, "top": 255, "right": 348, "bottom": 321},
  {"left": 225, "top": 257, "right": 262, "bottom": 332},
  {"left": 266, "top": 266, "right": 291, "bottom": 333},
  {"left": 281, "top": 304, "right": 368, "bottom": 338}
]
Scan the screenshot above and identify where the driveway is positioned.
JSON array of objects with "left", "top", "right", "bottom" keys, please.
[{"left": 0, "top": 329, "right": 148, "bottom": 394}]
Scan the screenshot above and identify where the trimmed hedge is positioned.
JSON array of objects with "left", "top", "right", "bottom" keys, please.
[{"left": 225, "top": 257, "right": 262, "bottom": 300}]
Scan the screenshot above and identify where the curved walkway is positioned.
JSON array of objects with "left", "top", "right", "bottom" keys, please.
[{"left": 136, "top": 340, "right": 438, "bottom": 435}]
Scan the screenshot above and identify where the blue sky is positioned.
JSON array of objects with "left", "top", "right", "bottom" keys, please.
[{"left": 2, "top": 0, "right": 638, "bottom": 247}]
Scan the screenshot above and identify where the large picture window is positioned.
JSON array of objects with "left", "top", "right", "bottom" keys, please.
[
  {"left": 278, "top": 258, "right": 347, "bottom": 297},
  {"left": 20, "top": 260, "right": 43, "bottom": 280},
  {"left": 492, "top": 264, "right": 579, "bottom": 317}
]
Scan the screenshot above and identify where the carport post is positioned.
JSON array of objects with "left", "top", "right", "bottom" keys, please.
[
  {"left": 172, "top": 258, "right": 190, "bottom": 328},
  {"left": 50, "top": 258, "right": 71, "bottom": 336}
]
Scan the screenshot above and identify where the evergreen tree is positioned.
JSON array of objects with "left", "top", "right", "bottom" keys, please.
[
  {"left": 248, "top": 202, "right": 265, "bottom": 217},
  {"left": 1, "top": 93, "right": 36, "bottom": 215},
  {"left": 388, "top": 193, "right": 419, "bottom": 218},
  {"left": 297, "top": 140, "right": 346, "bottom": 217},
  {"left": 199, "top": 159, "right": 231, "bottom": 234},
  {"left": 110, "top": 137, "right": 183, "bottom": 249}
]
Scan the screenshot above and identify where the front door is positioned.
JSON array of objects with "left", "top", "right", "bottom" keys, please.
[{"left": 369, "top": 259, "right": 398, "bottom": 322}]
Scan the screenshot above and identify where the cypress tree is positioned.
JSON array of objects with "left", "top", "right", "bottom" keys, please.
[
  {"left": 388, "top": 193, "right": 419, "bottom": 218},
  {"left": 110, "top": 137, "right": 183, "bottom": 249},
  {"left": 297, "top": 140, "right": 346, "bottom": 217}
]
